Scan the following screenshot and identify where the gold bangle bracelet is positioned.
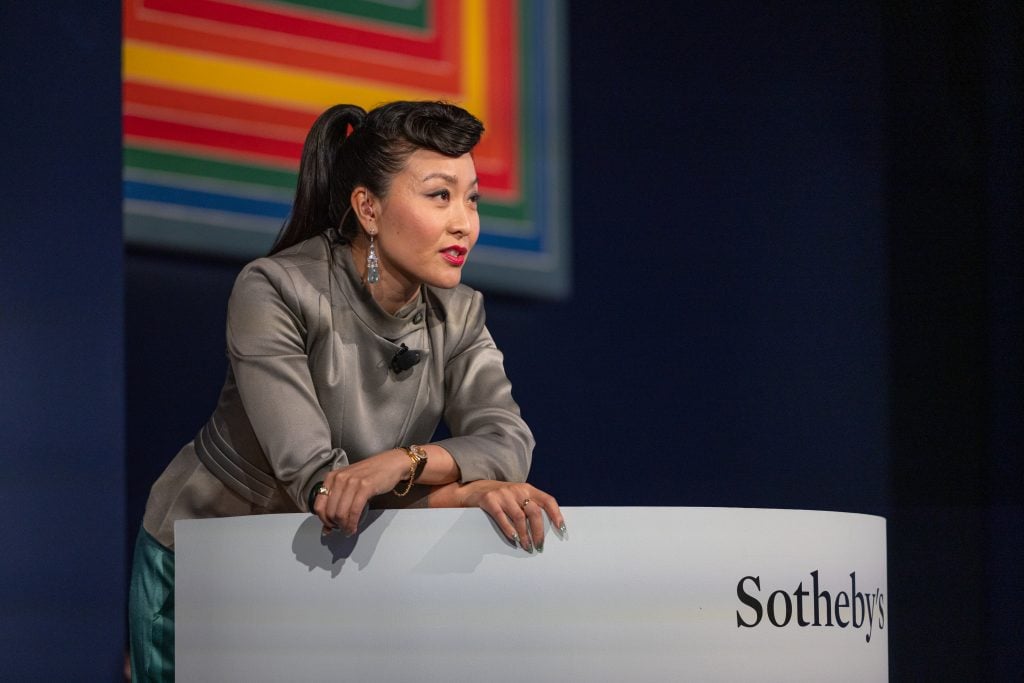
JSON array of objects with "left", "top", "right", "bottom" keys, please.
[{"left": 392, "top": 446, "right": 420, "bottom": 497}]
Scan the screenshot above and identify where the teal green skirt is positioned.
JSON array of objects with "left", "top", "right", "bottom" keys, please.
[{"left": 128, "top": 527, "right": 175, "bottom": 683}]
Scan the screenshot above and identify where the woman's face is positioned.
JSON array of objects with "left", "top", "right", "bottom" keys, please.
[{"left": 367, "top": 149, "right": 480, "bottom": 298}]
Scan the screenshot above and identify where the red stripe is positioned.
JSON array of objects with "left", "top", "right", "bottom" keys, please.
[
  {"left": 125, "top": 114, "right": 303, "bottom": 162},
  {"left": 142, "top": 0, "right": 444, "bottom": 59},
  {"left": 126, "top": 136, "right": 301, "bottom": 171},
  {"left": 125, "top": 82, "right": 319, "bottom": 131},
  {"left": 126, "top": 0, "right": 462, "bottom": 91},
  {"left": 473, "top": 0, "right": 519, "bottom": 195}
]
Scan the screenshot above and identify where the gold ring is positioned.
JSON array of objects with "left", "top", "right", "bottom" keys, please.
[
  {"left": 316, "top": 485, "right": 330, "bottom": 497},
  {"left": 521, "top": 498, "right": 531, "bottom": 509}
]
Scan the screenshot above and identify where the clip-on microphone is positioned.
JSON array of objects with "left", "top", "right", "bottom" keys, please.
[{"left": 390, "top": 343, "right": 422, "bottom": 373}]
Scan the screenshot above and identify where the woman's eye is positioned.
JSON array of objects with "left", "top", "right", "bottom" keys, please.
[
  {"left": 468, "top": 192, "right": 480, "bottom": 205},
  {"left": 429, "top": 190, "right": 450, "bottom": 201}
]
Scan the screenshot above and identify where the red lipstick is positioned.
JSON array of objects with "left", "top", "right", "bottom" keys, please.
[{"left": 440, "top": 245, "right": 468, "bottom": 266}]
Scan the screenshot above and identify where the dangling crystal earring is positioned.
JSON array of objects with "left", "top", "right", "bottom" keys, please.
[{"left": 366, "top": 233, "right": 380, "bottom": 284}]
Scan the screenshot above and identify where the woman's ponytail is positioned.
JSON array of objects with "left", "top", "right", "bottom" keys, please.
[{"left": 269, "top": 104, "right": 365, "bottom": 255}]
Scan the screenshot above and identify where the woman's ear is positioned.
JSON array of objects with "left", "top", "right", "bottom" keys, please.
[{"left": 351, "top": 187, "right": 376, "bottom": 231}]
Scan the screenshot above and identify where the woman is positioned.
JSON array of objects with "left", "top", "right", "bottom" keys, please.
[{"left": 129, "top": 101, "right": 564, "bottom": 681}]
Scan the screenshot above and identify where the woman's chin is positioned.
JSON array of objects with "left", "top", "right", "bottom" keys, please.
[{"left": 428, "top": 270, "right": 466, "bottom": 290}]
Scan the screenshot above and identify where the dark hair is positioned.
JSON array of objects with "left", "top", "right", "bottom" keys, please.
[{"left": 269, "top": 101, "right": 484, "bottom": 254}]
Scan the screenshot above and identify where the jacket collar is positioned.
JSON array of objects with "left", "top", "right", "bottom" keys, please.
[{"left": 325, "top": 232, "right": 426, "bottom": 341}]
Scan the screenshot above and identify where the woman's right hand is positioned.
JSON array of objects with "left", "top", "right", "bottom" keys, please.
[{"left": 313, "top": 449, "right": 409, "bottom": 535}]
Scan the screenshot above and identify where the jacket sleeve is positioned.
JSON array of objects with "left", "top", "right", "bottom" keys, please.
[
  {"left": 434, "top": 291, "right": 535, "bottom": 483},
  {"left": 225, "top": 258, "right": 345, "bottom": 511}
]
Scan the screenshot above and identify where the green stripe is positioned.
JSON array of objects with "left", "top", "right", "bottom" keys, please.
[
  {"left": 480, "top": 197, "right": 526, "bottom": 221},
  {"left": 125, "top": 145, "right": 530, "bottom": 220},
  {"left": 274, "top": 0, "right": 427, "bottom": 28},
  {"left": 125, "top": 147, "right": 297, "bottom": 191}
]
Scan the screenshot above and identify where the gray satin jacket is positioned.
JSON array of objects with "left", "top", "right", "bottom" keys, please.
[{"left": 142, "top": 231, "right": 534, "bottom": 549}]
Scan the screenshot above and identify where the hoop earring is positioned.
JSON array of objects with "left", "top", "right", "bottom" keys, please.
[{"left": 366, "top": 233, "right": 380, "bottom": 284}]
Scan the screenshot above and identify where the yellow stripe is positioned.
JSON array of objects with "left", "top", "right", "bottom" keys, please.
[
  {"left": 123, "top": 39, "right": 485, "bottom": 114},
  {"left": 458, "top": 0, "right": 487, "bottom": 118}
]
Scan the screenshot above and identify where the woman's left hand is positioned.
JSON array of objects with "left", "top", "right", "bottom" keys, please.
[{"left": 452, "top": 480, "right": 566, "bottom": 553}]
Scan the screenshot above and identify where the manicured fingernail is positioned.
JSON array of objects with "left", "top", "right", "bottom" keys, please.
[
  {"left": 321, "top": 526, "right": 332, "bottom": 536},
  {"left": 557, "top": 522, "right": 568, "bottom": 540},
  {"left": 511, "top": 532, "right": 520, "bottom": 548},
  {"left": 535, "top": 540, "right": 544, "bottom": 553}
]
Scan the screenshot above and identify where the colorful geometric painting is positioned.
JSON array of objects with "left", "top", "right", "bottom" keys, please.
[{"left": 123, "top": 0, "right": 570, "bottom": 297}]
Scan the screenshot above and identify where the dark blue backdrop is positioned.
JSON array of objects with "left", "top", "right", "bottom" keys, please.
[
  {"left": 1, "top": 2, "right": 124, "bottom": 678},
  {"left": 3, "top": 1, "right": 1021, "bottom": 680}
]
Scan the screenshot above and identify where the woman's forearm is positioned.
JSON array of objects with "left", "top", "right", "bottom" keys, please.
[
  {"left": 422, "top": 481, "right": 466, "bottom": 508},
  {"left": 414, "top": 443, "right": 462, "bottom": 486}
]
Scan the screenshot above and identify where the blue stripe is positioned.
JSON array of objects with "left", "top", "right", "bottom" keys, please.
[
  {"left": 477, "top": 231, "right": 540, "bottom": 250},
  {"left": 124, "top": 180, "right": 291, "bottom": 219}
]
